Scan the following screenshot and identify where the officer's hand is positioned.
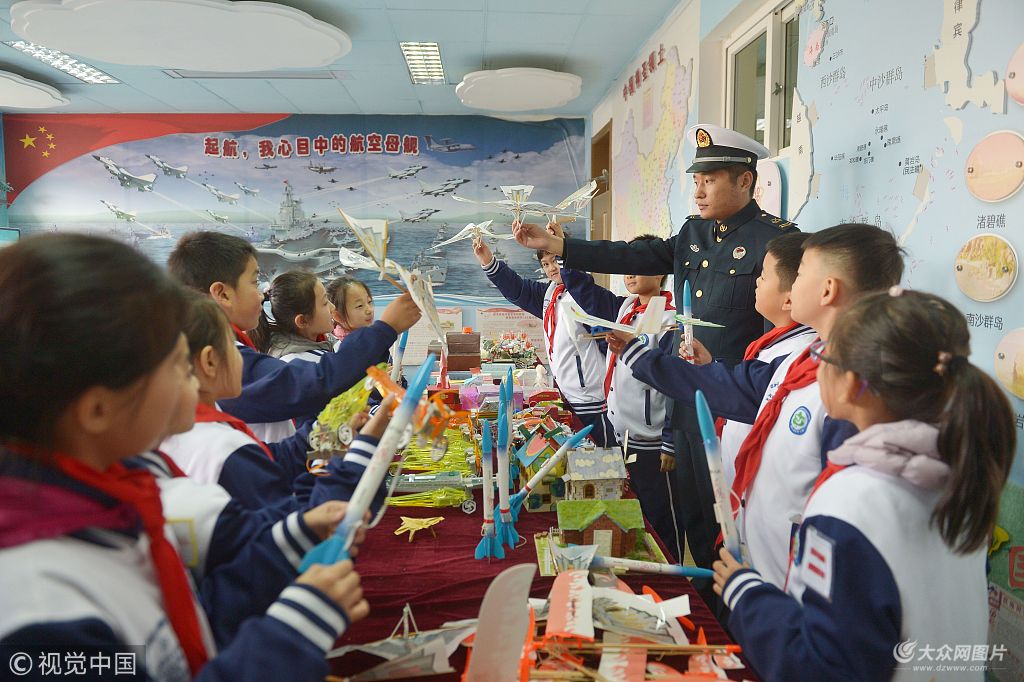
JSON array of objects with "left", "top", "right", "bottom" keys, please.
[{"left": 545, "top": 220, "right": 565, "bottom": 239}]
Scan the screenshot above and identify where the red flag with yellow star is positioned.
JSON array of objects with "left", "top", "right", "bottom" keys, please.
[{"left": 3, "top": 113, "right": 287, "bottom": 203}]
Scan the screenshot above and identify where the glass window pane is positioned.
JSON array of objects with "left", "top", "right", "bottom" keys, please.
[
  {"left": 732, "top": 32, "right": 767, "bottom": 146},
  {"left": 783, "top": 17, "right": 800, "bottom": 148}
]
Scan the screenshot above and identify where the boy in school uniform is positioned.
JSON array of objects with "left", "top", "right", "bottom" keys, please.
[
  {"left": 704, "top": 232, "right": 817, "bottom": 487},
  {"left": 559, "top": 234, "right": 683, "bottom": 561},
  {"left": 167, "top": 231, "right": 421, "bottom": 434},
  {"left": 607, "top": 224, "right": 903, "bottom": 587},
  {"left": 472, "top": 233, "right": 616, "bottom": 446}
]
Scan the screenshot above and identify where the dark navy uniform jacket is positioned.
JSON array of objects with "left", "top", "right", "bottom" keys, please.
[{"left": 562, "top": 199, "right": 796, "bottom": 430}]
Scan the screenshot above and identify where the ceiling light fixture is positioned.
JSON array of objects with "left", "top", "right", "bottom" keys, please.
[
  {"left": 5, "top": 41, "right": 119, "bottom": 84},
  {"left": 400, "top": 42, "right": 446, "bottom": 85}
]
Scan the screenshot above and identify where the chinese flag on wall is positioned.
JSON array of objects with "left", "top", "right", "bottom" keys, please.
[{"left": 2, "top": 113, "right": 287, "bottom": 203}]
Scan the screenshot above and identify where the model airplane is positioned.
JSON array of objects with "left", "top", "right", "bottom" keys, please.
[
  {"left": 336, "top": 208, "right": 397, "bottom": 286},
  {"left": 561, "top": 297, "right": 725, "bottom": 338},
  {"left": 307, "top": 161, "right": 337, "bottom": 174},
  {"left": 234, "top": 182, "right": 260, "bottom": 196},
  {"left": 99, "top": 200, "right": 136, "bottom": 222},
  {"left": 399, "top": 208, "right": 441, "bottom": 223},
  {"left": 419, "top": 178, "right": 470, "bottom": 197},
  {"left": 92, "top": 155, "right": 156, "bottom": 192},
  {"left": 388, "top": 164, "right": 427, "bottom": 179},
  {"left": 145, "top": 154, "right": 187, "bottom": 178},
  {"left": 205, "top": 209, "right": 229, "bottom": 223},
  {"left": 201, "top": 182, "right": 240, "bottom": 204},
  {"left": 428, "top": 220, "right": 511, "bottom": 251},
  {"left": 424, "top": 135, "right": 475, "bottom": 152},
  {"left": 452, "top": 180, "right": 598, "bottom": 222},
  {"left": 337, "top": 245, "right": 399, "bottom": 276},
  {"left": 395, "top": 261, "right": 449, "bottom": 357}
]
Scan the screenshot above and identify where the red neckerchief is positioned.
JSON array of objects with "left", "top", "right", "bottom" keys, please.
[
  {"left": 51, "top": 454, "right": 209, "bottom": 674},
  {"left": 542, "top": 284, "right": 566, "bottom": 358},
  {"left": 714, "top": 322, "right": 800, "bottom": 437},
  {"left": 231, "top": 324, "right": 257, "bottom": 351},
  {"left": 603, "top": 291, "right": 675, "bottom": 396},
  {"left": 193, "top": 403, "right": 274, "bottom": 461},
  {"left": 729, "top": 343, "right": 819, "bottom": 515},
  {"left": 154, "top": 450, "right": 188, "bottom": 478}
]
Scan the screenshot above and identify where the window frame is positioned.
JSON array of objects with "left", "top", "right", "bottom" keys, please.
[{"left": 724, "top": 0, "right": 801, "bottom": 157}]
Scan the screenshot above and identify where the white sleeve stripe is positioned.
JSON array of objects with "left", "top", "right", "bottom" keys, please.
[
  {"left": 620, "top": 341, "right": 646, "bottom": 365},
  {"left": 482, "top": 258, "right": 499, "bottom": 275},
  {"left": 722, "top": 570, "right": 763, "bottom": 609},
  {"left": 726, "top": 580, "right": 761, "bottom": 610},
  {"left": 286, "top": 512, "right": 315, "bottom": 554},
  {"left": 279, "top": 585, "right": 348, "bottom": 634},
  {"left": 622, "top": 342, "right": 650, "bottom": 368},
  {"left": 272, "top": 519, "right": 303, "bottom": 568},
  {"left": 347, "top": 441, "right": 376, "bottom": 459},
  {"left": 343, "top": 451, "right": 371, "bottom": 467},
  {"left": 266, "top": 602, "right": 336, "bottom": 653}
]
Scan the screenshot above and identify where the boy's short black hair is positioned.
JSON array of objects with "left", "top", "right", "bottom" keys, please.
[
  {"left": 803, "top": 223, "right": 905, "bottom": 294},
  {"left": 630, "top": 234, "right": 668, "bottom": 286},
  {"left": 167, "top": 231, "right": 258, "bottom": 293},
  {"left": 765, "top": 231, "right": 811, "bottom": 291},
  {"left": 724, "top": 164, "right": 758, "bottom": 198}
]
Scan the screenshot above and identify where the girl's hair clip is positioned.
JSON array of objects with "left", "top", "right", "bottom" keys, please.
[{"left": 888, "top": 285, "right": 904, "bottom": 297}]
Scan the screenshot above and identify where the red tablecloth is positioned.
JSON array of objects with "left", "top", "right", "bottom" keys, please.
[{"left": 330, "top": 490, "right": 751, "bottom": 680}]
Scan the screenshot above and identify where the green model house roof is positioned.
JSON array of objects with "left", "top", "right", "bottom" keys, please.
[{"left": 557, "top": 499, "right": 644, "bottom": 532}]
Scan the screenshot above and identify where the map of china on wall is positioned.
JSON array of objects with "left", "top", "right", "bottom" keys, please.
[{"left": 2, "top": 113, "right": 586, "bottom": 302}]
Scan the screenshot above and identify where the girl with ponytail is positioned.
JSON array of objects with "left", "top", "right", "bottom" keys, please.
[{"left": 713, "top": 288, "right": 1015, "bottom": 681}]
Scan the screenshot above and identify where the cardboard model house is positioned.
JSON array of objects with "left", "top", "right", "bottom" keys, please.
[
  {"left": 513, "top": 421, "right": 567, "bottom": 512},
  {"left": 557, "top": 499, "right": 644, "bottom": 557},
  {"left": 565, "top": 447, "right": 627, "bottom": 501}
]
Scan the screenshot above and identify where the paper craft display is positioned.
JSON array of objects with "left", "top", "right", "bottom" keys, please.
[
  {"left": 477, "top": 307, "right": 547, "bottom": 365},
  {"left": 428, "top": 220, "right": 513, "bottom": 252},
  {"left": 590, "top": 587, "right": 688, "bottom": 646},
  {"left": 307, "top": 364, "right": 386, "bottom": 458},
  {"left": 545, "top": 569, "right": 595, "bottom": 642},
  {"left": 463, "top": 564, "right": 536, "bottom": 681},
  {"left": 954, "top": 234, "right": 1018, "bottom": 302},
  {"left": 396, "top": 263, "right": 450, "bottom": 357},
  {"left": 556, "top": 499, "right": 645, "bottom": 558},
  {"left": 964, "top": 130, "right": 1024, "bottom": 202},
  {"left": 994, "top": 328, "right": 1024, "bottom": 399},
  {"left": 565, "top": 446, "right": 628, "bottom": 501}
]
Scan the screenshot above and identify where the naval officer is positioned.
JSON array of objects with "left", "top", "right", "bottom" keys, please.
[{"left": 512, "top": 124, "right": 797, "bottom": 588}]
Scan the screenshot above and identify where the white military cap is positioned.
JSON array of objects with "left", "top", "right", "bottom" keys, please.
[{"left": 685, "top": 124, "right": 770, "bottom": 173}]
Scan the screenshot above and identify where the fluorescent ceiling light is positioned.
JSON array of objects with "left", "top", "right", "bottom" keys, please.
[
  {"left": 5, "top": 41, "right": 119, "bottom": 84},
  {"left": 400, "top": 42, "right": 446, "bottom": 85}
]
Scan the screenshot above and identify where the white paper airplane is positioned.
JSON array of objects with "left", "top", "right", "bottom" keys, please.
[
  {"left": 337, "top": 246, "right": 399, "bottom": 275},
  {"left": 562, "top": 297, "right": 725, "bottom": 336},
  {"left": 428, "top": 220, "right": 511, "bottom": 251},
  {"left": 336, "top": 208, "right": 391, "bottom": 278},
  {"left": 395, "top": 262, "right": 449, "bottom": 357},
  {"left": 452, "top": 180, "right": 598, "bottom": 221}
]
